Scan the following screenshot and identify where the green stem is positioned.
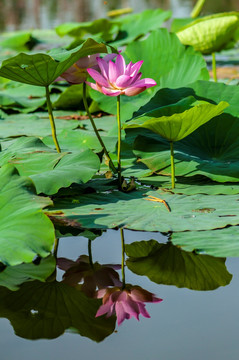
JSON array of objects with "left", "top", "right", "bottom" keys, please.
[
  {"left": 190, "top": 0, "right": 206, "bottom": 18},
  {"left": 83, "top": 82, "right": 117, "bottom": 174},
  {"left": 212, "top": 52, "right": 217, "bottom": 82},
  {"left": 53, "top": 238, "right": 59, "bottom": 258},
  {"left": 120, "top": 228, "right": 125, "bottom": 289},
  {"left": 117, "top": 95, "right": 122, "bottom": 189},
  {"left": 170, "top": 141, "right": 175, "bottom": 189},
  {"left": 45, "top": 85, "right": 61, "bottom": 153},
  {"left": 88, "top": 239, "right": 94, "bottom": 269}
]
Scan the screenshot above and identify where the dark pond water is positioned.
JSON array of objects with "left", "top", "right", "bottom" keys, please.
[
  {"left": 0, "top": 230, "right": 238, "bottom": 360},
  {"left": 0, "top": 0, "right": 239, "bottom": 31}
]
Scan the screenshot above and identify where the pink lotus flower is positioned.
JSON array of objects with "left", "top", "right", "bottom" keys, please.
[
  {"left": 57, "top": 53, "right": 118, "bottom": 84},
  {"left": 86, "top": 54, "right": 157, "bottom": 96},
  {"left": 57, "top": 255, "right": 121, "bottom": 297},
  {"left": 95, "top": 285, "right": 162, "bottom": 325}
]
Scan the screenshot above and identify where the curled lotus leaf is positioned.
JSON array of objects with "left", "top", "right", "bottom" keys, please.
[
  {"left": 125, "top": 100, "right": 228, "bottom": 142},
  {"left": 176, "top": 12, "right": 239, "bottom": 54}
]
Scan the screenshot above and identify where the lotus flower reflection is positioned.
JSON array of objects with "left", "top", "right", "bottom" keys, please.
[
  {"left": 86, "top": 54, "right": 157, "bottom": 96},
  {"left": 96, "top": 285, "right": 162, "bottom": 325},
  {"left": 57, "top": 255, "right": 121, "bottom": 297}
]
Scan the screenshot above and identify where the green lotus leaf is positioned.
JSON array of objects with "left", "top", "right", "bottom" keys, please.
[
  {"left": 0, "top": 256, "right": 56, "bottom": 291},
  {"left": 132, "top": 81, "right": 239, "bottom": 182},
  {"left": 0, "top": 38, "right": 108, "bottom": 86},
  {"left": 125, "top": 100, "right": 228, "bottom": 142},
  {"left": 0, "top": 280, "right": 115, "bottom": 341},
  {"left": 139, "top": 175, "right": 239, "bottom": 195},
  {"left": 0, "top": 112, "right": 78, "bottom": 138},
  {"left": 48, "top": 189, "right": 239, "bottom": 232},
  {"left": 126, "top": 240, "right": 232, "bottom": 290},
  {"left": 0, "top": 30, "right": 37, "bottom": 50},
  {"left": 0, "top": 164, "right": 55, "bottom": 265},
  {"left": 0, "top": 137, "right": 100, "bottom": 194},
  {"left": 176, "top": 12, "right": 239, "bottom": 54},
  {"left": 56, "top": 18, "right": 119, "bottom": 42},
  {"left": 110, "top": 8, "right": 172, "bottom": 46},
  {"left": 171, "top": 227, "right": 239, "bottom": 257}
]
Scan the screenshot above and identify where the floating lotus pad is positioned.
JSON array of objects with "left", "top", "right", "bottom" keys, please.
[
  {"left": 47, "top": 189, "right": 239, "bottom": 232},
  {"left": 0, "top": 164, "right": 55, "bottom": 265}
]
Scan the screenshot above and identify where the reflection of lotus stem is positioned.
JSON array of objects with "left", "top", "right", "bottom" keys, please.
[
  {"left": 117, "top": 95, "right": 122, "bottom": 189},
  {"left": 190, "top": 0, "right": 206, "bottom": 18},
  {"left": 82, "top": 82, "right": 117, "bottom": 174},
  {"left": 120, "top": 228, "right": 125, "bottom": 289},
  {"left": 45, "top": 85, "right": 61, "bottom": 153},
  {"left": 53, "top": 238, "right": 59, "bottom": 258},
  {"left": 212, "top": 52, "right": 217, "bottom": 82},
  {"left": 88, "top": 239, "right": 94, "bottom": 269},
  {"left": 170, "top": 141, "right": 175, "bottom": 189}
]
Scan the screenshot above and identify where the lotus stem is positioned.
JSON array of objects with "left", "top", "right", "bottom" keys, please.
[
  {"left": 88, "top": 239, "right": 94, "bottom": 269},
  {"left": 45, "top": 85, "right": 61, "bottom": 153},
  {"left": 190, "top": 0, "right": 206, "bottom": 18},
  {"left": 170, "top": 141, "right": 175, "bottom": 189},
  {"left": 53, "top": 238, "right": 59, "bottom": 258},
  {"left": 83, "top": 82, "right": 117, "bottom": 174},
  {"left": 212, "top": 52, "right": 217, "bottom": 82},
  {"left": 117, "top": 95, "right": 122, "bottom": 189},
  {"left": 120, "top": 228, "right": 125, "bottom": 289}
]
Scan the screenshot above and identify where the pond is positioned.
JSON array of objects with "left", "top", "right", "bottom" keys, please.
[
  {"left": 0, "top": 230, "right": 239, "bottom": 360},
  {"left": 0, "top": 1, "right": 239, "bottom": 360}
]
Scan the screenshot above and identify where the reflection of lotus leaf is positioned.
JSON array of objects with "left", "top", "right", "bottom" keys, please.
[
  {"left": 176, "top": 12, "right": 239, "bottom": 54},
  {"left": 126, "top": 240, "right": 232, "bottom": 290},
  {"left": 0, "top": 280, "right": 115, "bottom": 341}
]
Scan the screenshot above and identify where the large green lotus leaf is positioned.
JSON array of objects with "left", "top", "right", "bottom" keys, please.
[
  {"left": 56, "top": 18, "right": 119, "bottom": 42},
  {"left": 132, "top": 81, "right": 239, "bottom": 182},
  {"left": 0, "top": 83, "right": 46, "bottom": 112},
  {"left": 90, "top": 29, "right": 209, "bottom": 121},
  {"left": 0, "top": 38, "right": 108, "bottom": 86},
  {"left": 0, "top": 112, "right": 78, "bottom": 138},
  {"left": 171, "top": 227, "right": 239, "bottom": 257},
  {"left": 176, "top": 12, "right": 239, "bottom": 54},
  {"left": 0, "top": 164, "right": 55, "bottom": 265},
  {"left": 0, "top": 256, "right": 56, "bottom": 291},
  {"left": 126, "top": 240, "right": 232, "bottom": 290},
  {"left": 125, "top": 100, "right": 228, "bottom": 141},
  {"left": 110, "top": 9, "right": 172, "bottom": 46},
  {"left": 139, "top": 175, "right": 239, "bottom": 195},
  {"left": 48, "top": 189, "right": 239, "bottom": 232},
  {"left": 0, "top": 280, "right": 115, "bottom": 341},
  {"left": 43, "top": 129, "right": 117, "bottom": 153},
  {"left": 0, "top": 137, "right": 100, "bottom": 194}
]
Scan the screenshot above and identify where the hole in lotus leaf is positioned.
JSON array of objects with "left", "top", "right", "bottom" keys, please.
[
  {"left": 30, "top": 309, "right": 39, "bottom": 315},
  {"left": 20, "top": 64, "right": 29, "bottom": 69},
  {"left": 94, "top": 208, "right": 104, "bottom": 210},
  {"left": 192, "top": 208, "right": 216, "bottom": 213}
]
